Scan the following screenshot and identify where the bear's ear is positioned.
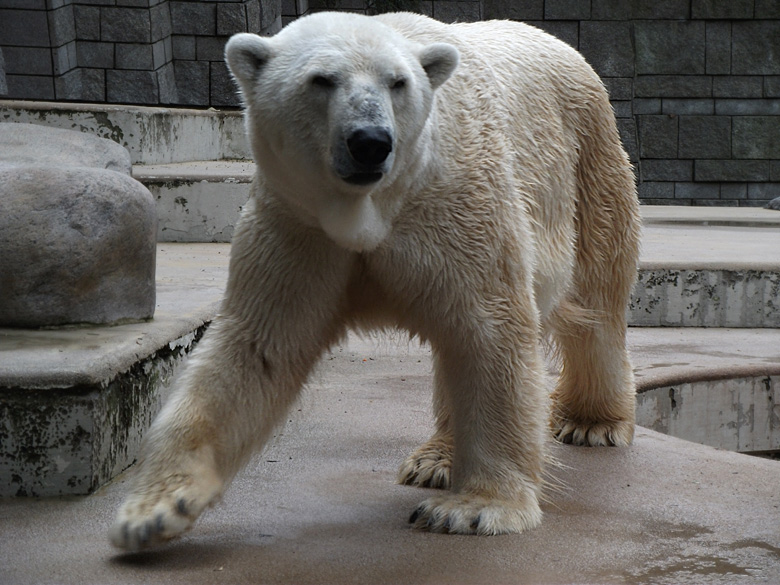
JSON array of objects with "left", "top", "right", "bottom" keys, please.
[
  {"left": 418, "top": 43, "right": 459, "bottom": 89},
  {"left": 225, "top": 33, "right": 273, "bottom": 89}
]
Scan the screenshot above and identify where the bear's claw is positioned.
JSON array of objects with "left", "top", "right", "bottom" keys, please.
[
  {"left": 110, "top": 466, "right": 223, "bottom": 552},
  {"left": 552, "top": 419, "right": 634, "bottom": 447},
  {"left": 397, "top": 437, "right": 452, "bottom": 489},
  {"left": 110, "top": 494, "right": 199, "bottom": 551},
  {"left": 408, "top": 493, "right": 542, "bottom": 535}
]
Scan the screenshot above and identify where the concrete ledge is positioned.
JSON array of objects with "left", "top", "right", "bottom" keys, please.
[
  {"left": 0, "top": 101, "right": 250, "bottom": 165},
  {"left": 0, "top": 329, "right": 202, "bottom": 497},
  {"left": 631, "top": 268, "right": 780, "bottom": 327},
  {"left": 642, "top": 204, "right": 780, "bottom": 227},
  {"left": 0, "top": 244, "right": 229, "bottom": 496},
  {"left": 637, "top": 374, "right": 779, "bottom": 454}
]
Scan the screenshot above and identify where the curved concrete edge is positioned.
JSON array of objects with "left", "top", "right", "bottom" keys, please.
[
  {"left": 637, "top": 363, "right": 780, "bottom": 393},
  {"left": 637, "top": 374, "right": 779, "bottom": 454},
  {"left": 631, "top": 327, "right": 780, "bottom": 454}
]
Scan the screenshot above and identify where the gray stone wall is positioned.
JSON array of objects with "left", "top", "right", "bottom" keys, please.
[
  {"left": 2, "top": 0, "right": 780, "bottom": 205},
  {"left": 293, "top": 0, "right": 481, "bottom": 22},
  {"left": 0, "top": 0, "right": 281, "bottom": 107},
  {"left": 484, "top": 0, "right": 780, "bottom": 207},
  {"left": 0, "top": 48, "right": 7, "bottom": 96}
]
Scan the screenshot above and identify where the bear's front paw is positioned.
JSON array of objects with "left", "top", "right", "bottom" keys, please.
[
  {"left": 552, "top": 418, "right": 634, "bottom": 447},
  {"left": 109, "top": 468, "right": 223, "bottom": 552},
  {"left": 397, "top": 437, "right": 452, "bottom": 489},
  {"left": 409, "top": 492, "right": 542, "bottom": 535}
]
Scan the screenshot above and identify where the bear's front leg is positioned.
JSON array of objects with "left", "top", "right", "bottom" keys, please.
[
  {"left": 110, "top": 198, "right": 352, "bottom": 551},
  {"left": 109, "top": 325, "right": 286, "bottom": 551},
  {"left": 409, "top": 313, "right": 548, "bottom": 535}
]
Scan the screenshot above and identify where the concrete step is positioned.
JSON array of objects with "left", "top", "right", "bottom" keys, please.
[
  {"left": 1, "top": 100, "right": 250, "bottom": 165},
  {"left": 636, "top": 208, "right": 779, "bottom": 327},
  {"left": 133, "top": 161, "right": 254, "bottom": 243}
]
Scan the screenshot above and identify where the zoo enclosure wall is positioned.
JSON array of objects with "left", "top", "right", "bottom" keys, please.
[{"left": 1, "top": 0, "right": 779, "bottom": 207}]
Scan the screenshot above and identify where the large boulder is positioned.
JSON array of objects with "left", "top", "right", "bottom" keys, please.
[
  {"left": 0, "top": 124, "right": 156, "bottom": 327},
  {"left": 0, "top": 123, "right": 131, "bottom": 175}
]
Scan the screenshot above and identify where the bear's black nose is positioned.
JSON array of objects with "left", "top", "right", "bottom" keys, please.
[{"left": 346, "top": 127, "right": 393, "bottom": 166}]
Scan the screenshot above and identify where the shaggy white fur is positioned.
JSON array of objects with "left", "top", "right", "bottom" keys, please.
[{"left": 110, "top": 11, "right": 640, "bottom": 550}]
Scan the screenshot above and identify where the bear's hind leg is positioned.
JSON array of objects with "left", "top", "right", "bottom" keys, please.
[
  {"left": 549, "top": 101, "right": 641, "bottom": 447},
  {"left": 398, "top": 353, "right": 453, "bottom": 490},
  {"left": 549, "top": 313, "right": 636, "bottom": 447}
]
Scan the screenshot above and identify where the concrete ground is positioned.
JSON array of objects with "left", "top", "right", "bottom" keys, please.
[{"left": 1, "top": 207, "right": 779, "bottom": 584}]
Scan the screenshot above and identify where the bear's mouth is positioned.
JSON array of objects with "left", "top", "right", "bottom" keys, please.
[{"left": 343, "top": 172, "right": 384, "bottom": 185}]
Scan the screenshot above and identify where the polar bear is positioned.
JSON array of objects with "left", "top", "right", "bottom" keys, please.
[{"left": 110, "top": 11, "right": 640, "bottom": 550}]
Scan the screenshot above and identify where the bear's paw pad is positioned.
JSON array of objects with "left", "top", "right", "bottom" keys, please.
[
  {"left": 553, "top": 419, "right": 634, "bottom": 447},
  {"left": 109, "top": 474, "right": 221, "bottom": 552},
  {"left": 409, "top": 493, "right": 542, "bottom": 535}
]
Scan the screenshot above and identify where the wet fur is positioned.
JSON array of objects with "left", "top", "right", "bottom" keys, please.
[{"left": 110, "top": 12, "right": 640, "bottom": 550}]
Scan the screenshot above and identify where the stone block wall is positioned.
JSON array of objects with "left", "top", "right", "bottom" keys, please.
[
  {"left": 283, "top": 0, "right": 481, "bottom": 23},
  {"left": 0, "top": 0, "right": 281, "bottom": 107},
  {"left": 623, "top": 2, "right": 780, "bottom": 206},
  {"left": 2, "top": 0, "right": 780, "bottom": 205},
  {"left": 480, "top": 0, "right": 780, "bottom": 207},
  {"left": 171, "top": 0, "right": 282, "bottom": 105}
]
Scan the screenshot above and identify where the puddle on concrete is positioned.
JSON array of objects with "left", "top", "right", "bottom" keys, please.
[
  {"left": 628, "top": 555, "right": 752, "bottom": 584},
  {"left": 603, "top": 522, "right": 778, "bottom": 584}
]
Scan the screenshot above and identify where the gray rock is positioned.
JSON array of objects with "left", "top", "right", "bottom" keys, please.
[
  {"left": 0, "top": 124, "right": 156, "bottom": 327},
  {"left": 0, "top": 123, "right": 131, "bottom": 175},
  {"left": 0, "top": 166, "right": 157, "bottom": 327}
]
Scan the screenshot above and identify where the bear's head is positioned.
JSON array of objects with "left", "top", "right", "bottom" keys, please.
[{"left": 225, "top": 12, "right": 459, "bottom": 251}]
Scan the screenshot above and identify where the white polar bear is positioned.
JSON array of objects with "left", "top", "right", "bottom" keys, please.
[{"left": 110, "top": 11, "right": 640, "bottom": 550}]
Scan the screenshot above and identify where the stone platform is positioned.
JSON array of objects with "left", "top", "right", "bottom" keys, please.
[{"left": 0, "top": 335, "right": 779, "bottom": 584}]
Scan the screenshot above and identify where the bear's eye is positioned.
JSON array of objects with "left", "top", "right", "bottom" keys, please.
[
  {"left": 311, "top": 74, "right": 337, "bottom": 89},
  {"left": 391, "top": 77, "right": 407, "bottom": 90}
]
